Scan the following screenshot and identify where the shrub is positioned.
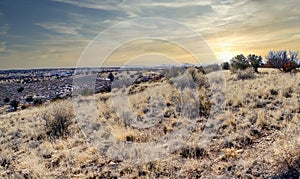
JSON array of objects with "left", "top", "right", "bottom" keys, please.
[
  {"left": 25, "top": 96, "right": 33, "bottom": 103},
  {"left": 107, "top": 72, "right": 114, "bottom": 82},
  {"left": 180, "top": 146, "right": 206, "bottom": 159},
  {"left": 247, "top": 54, "right": 262, "bottom": 73},
  {"left": 21, "top": 105, "right": 28, "bottom": 110},
  {"left": 3, "top": 97, "right": 10, "bottom": 103},
  {"left": 186, "top": 67, "right": 209, "bottom": 87},
  {"left": 221, "top": 62, "right": 230, "bottom": 70},
  {"left": 33, "top": 98, "right": 43, "bottom": 106},
  {"left": 230, "top": 54, "right": 262, "bottom": 73},
  {"left": 230, "top": 54, "right": 250, "bottom": 72},
  {"left": 42, "top": 101, "right": 74, "bottom": 139},
  {"left": 236, "top": 68, "right": 256, "bottom": 80},
  {"left": 282, "top": 60, "right": 298, "bottom": 72},
  {"left": 17, "top": 87, "right": 24, "bottom": 93},
  {"left": 265, "top": 50, "right": 299, "bottom": 72},
  {"left": 9, "top": 100, "right": 19, "bottom": 111}
]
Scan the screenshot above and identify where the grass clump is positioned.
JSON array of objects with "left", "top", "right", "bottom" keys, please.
[
  {"left": 41, "top": 101, "right": 74, "bottom": 140},
  {"left": 236, "top": 68, "right": 256, "bottom": 80}
]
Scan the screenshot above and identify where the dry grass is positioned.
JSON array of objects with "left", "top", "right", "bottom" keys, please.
[
  {"left": 41, "top": 100, "right": 74, "bottom": 139},
  {"left": 0, "top": 68, "right": 299, "bottom": 178}
]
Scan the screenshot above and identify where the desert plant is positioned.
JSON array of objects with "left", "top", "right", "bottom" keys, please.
[
  {"left": 25, "top": 96, "right": 33, "bottom": 103},
  {"left": 236, "top": 68, "right": 256, "bottom": 80},
  {"left": 107, "top": 72, "right": 114, "bottom": 82},
  {"left": 186, "top": 67, "right": 209, "bottom": 87},
  {"left": 42, "top": 101, "right": 74, "bottom": 139},
  {"left": 33, "top": 98, "right": 43, "bottom": 106},
  {"left": 247, "top": 54, "right": 262, "bottom": 73},
  {"left": 265, "top": 50, "right": 299, "bottom": 72},
  {"left": 17, "top": 86, "right": 24, "bottom": 93},
  {"left": 3, "top": 97, "right": 10, "bottom": 103},
  {"left": 221, "top": 62, "right": 230, "bottom": 70},
  {"left": 230, "top": 54, "right": 250, "bottom": 72},
  {"left": 9, "top": 100, "right": 19, "bottom": 111},
  {"left": 282, "top": 60, "right": 299, "bottom": 72},
  {"left": 179, "top": 146, "right": 206, "bottom": 159}
]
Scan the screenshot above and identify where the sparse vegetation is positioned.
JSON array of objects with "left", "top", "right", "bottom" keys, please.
[
  {"left": 41, "top": 101, "right": 74, "bottom": 139},
  {"left": 107, "top": 72, "right": 114, "bottom": 82},
  {"left": 230, "top": 54, "right": 262, "bottom": 73},
  {"left": 33, "top": 98, "right": 43, "bottom": 106},
  {"left": 230, "top": 54, "right": 250, "bottom": 72},
  {"left": 236, "top": 68, "right": 256, "bottom": 80},
  {"left": 17, "top": 87, "right": 24, "bottom": 93},
  {"left": 265, "top": 50, "right": 299, "bottom": 72},
  {"left": 221, "top": 61, "right": 230, "bottom": 70},
  {"left": 3, "top": 97, "right": 10, "bottom": 103},
  {"left": 0, "top": 67, "right": 299, "bottom": 178},
  {"left": 9, "top": 99, "right": 19, "bottom": 111},
  {"left": 248, "top": 54, "right": 263, "bottom": 73},
  {"left": 25, "top": 95, "right": 33, "bottom": 103}
]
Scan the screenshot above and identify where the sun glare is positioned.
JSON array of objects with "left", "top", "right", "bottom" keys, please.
[{"left": 219, "top": 52, "right": 234, "bottom": 61}]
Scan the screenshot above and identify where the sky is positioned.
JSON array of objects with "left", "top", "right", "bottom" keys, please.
[{"left": 0, "top": 0, "right": 300, "bottom": 69}]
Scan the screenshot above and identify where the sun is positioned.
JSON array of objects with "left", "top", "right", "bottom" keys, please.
[{"left": 219, "top": 52, "right": 234, "bottom": 61}]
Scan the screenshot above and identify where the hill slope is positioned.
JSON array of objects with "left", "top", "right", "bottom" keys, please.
[{"left": 0, "top": 68, "right": 299, "bottom": 178}]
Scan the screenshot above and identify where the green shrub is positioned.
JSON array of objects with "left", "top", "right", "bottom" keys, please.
[
  {"left": 230, "top": 54, "right": 262, "bottom": 73},
  {"left": 3, "top": 97, "right": 10, "bottom": 103},
  {"left": 25, "top": 96, "right": 33, "bottom": 102},
  {"left": 230, "top": 54, "right": 250, "bottom": 73},
  {"left": 17, "top": 87, "right": 24, "bottom": 93},
  {"left": 107, "top": 72, "right": 114, "bottom": 82},
  {"left": 247, "top": 54, "right": 262, "bottom": 73},
  {"left": 221, "top": 62, "right": 230, "bottom": 70},
  {"left": 33, "top": 98, "right": 43, "bottom": 106},
  {"left": 9, "top": 100, "right": 19, "bottom": 111}
]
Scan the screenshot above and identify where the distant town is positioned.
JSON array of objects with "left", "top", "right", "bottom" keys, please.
[
  {"left": 0, "top": 67, "right": 121, "bottom": 114},
  {"left": 0, "top": 64, "right": 202, "bottom": 114}
]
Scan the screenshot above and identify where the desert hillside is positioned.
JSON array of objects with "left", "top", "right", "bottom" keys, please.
[{"left": 0, "top": 68, "right": 299, "bottom": 178}]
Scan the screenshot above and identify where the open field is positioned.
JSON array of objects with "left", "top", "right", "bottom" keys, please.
[{"left": 0, "top": 67, "right": 299, "bottom": 178}]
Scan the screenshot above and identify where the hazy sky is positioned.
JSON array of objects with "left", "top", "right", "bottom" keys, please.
[{"left": 0, "top": 0, "right": 300, "bottom": 69}]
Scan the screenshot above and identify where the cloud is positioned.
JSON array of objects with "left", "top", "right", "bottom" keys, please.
[
  {"left": 41, "top": 0, "right": 300, "bottom": 64},
  {"left": 0, "top": 42, "right": 7, "bottom": 53},
  {"left": 52, "top": 0, "right": 212, "bottom": 11},
  {"left": 52, "top": 0, "right": 122, "bottom": 11},
  {"left": 0, "top": 24, "right": 9, "bottom": 36},
  {"left": 0, "top": 34, "right": 90, "bottom": 69},
  {"left": 139, "top": 1, "right": 212, "bottom": 8},
  {"left": 52, "top": 0, "right": 215, "bottom": 20},
  {"left": 2, "top": 0, "right": 300, "bottom": 69},
  {"left": 35, "top": 22, "right": 81, "bottom": 36}
]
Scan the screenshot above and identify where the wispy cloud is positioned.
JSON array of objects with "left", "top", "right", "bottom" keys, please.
[
  {"left": 52, "top": 0, "right": 122, "bottom": 11},
  {"left": 0, "top": 23, "right": 9, "bottom": 36},
  {"left": 35, "top": 22, "right": 82, "bottom": 36},
  {"left": 0, "top": 42, "right": 6, "bottom": 53},
  {"left": 139, "top": 1, "right": 212, "bottom": 8},
  {"left": 1, "top": 0, "right": 300, "bottom": 69}
]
